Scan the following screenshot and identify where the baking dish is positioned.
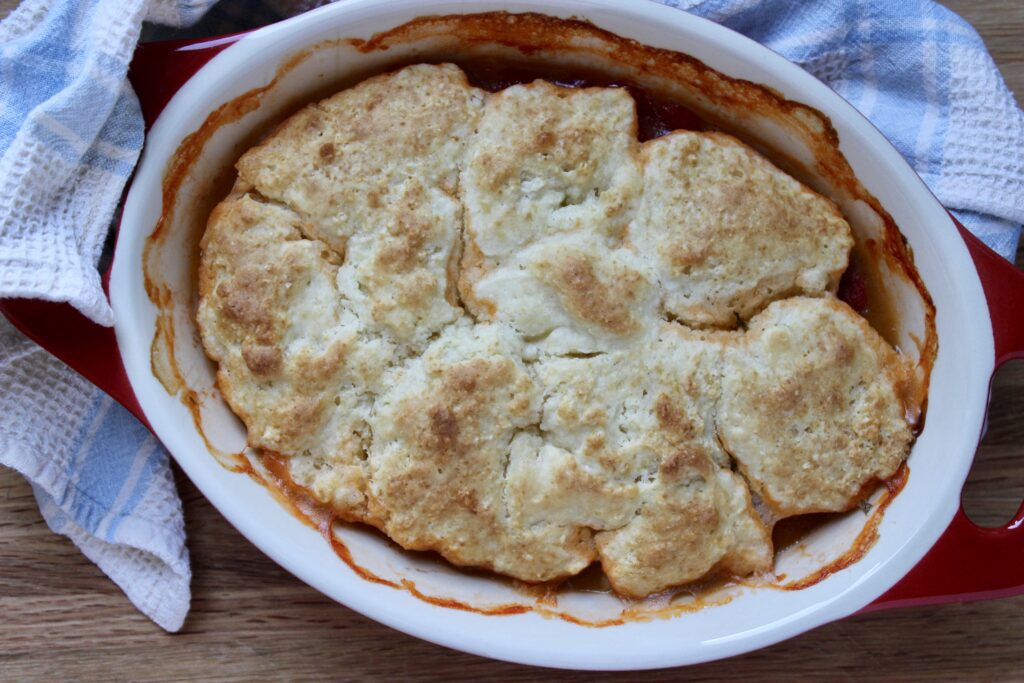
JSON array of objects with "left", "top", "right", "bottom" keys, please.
[{"left": 3, "top": 0, "right": 1024, "bottom": 670}]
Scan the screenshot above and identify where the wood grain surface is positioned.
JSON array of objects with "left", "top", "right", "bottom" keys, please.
[{"left": 2, "top": 1, "right": 1023, "bottom": 680}]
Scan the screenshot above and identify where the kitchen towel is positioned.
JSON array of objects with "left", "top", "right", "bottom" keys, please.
[
  {"left": 0, "top": 0, "right": 1021, "bottom": 633},
  {"left": 0, "top": 0, "right": 218, "bottom": 633}
]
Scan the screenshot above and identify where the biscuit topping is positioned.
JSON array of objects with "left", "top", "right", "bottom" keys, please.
[{"left": 197, "top": 64, "right": 913, "bottom": 596}]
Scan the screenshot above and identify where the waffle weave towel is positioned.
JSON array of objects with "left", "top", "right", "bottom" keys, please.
[
  {"left": 0, "top": 0, "right": 218, "bottom": 632},
  {"left": 0, "top": 0, "right": 1021, "bottom": 632}
]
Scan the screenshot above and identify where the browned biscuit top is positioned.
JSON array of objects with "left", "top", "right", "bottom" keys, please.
[{"left": 197, "top": 63, "right": 912, "bottom": 597}]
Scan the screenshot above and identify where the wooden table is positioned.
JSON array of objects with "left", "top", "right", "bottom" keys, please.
[{"left": 2, "top": 1, "right": 1023, "bottom": 679}]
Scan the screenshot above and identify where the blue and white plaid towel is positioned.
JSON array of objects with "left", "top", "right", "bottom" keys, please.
[
  {"left": 1, "top": 0, "right": 1022, "bottom": 633},
  {"left": 0, "top": 0, "right": 219, "bottom": 633}
]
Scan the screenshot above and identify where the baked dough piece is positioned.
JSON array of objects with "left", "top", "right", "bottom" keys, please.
[
  {"left": 717, "top": 296, "right": 914, "bottom": 518},
  {"left": 468, "top": 232, "right": 660, "bottom": 355},
  {"left": 508, "top": 327, "right": 772, "bottom": 597},
  {"left": 460, "top": 80, "right": 642, "bottom": 258},
  {"left": 197, "top": 191, "right": 389, "bottom": 520},
  {"left": 367, "top": 322, "right": 594, "bottom": 581},
  {"left": 633, "top": 131, "right": 853, "bottom": 329},
  {"left": 459, "top": 81, "right": 647, "bottom": 353},
  {"left": 237, "top": 63, "right": 485, "bottom": 348},
  {"left": 595, "top": 468, "right": 772, "bottom": 598}
]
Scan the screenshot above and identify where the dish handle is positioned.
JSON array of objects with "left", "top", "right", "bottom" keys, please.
[
  {"left": 867, "top": 216, "right": 1024, "bottom": 611},
  {"left": 0, "top": 277, "right": 148, "bottom": 428}
]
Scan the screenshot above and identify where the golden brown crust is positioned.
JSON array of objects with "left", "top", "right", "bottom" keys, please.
[
  {"left": 367, "top": 323, "right": 595, "bottom": 581},
  {"left": 533, "top": 247, "right": 649, "bottom": 336},
  {"left": 457, "top": 80, "right": 647, "bottom": 352},
  {"left": 236, "top": 63, "right": 483, "bottom": 348},
  {"left": 197, "top": 64, "right": 912, "bottom": 597},
  {"left": 717, "top": 296, "right": 914, "bottom": 518},
  {"left": 524, "top": 331, "right": 773, "bottom": 597},
  {"left": 197, "top": 189, "right": 379, "bottom": 521},
  {"left": 634, "top": 131, "right": 853, "bottom": 328}
]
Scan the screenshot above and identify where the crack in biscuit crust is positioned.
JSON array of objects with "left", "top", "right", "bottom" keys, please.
[{"left": 197, "top": 64, "right": 914, "bottom": 597}]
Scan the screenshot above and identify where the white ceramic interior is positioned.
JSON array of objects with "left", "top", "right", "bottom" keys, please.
[{"left": 111, "top": 0, "right": 995, "bottom": 670}]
